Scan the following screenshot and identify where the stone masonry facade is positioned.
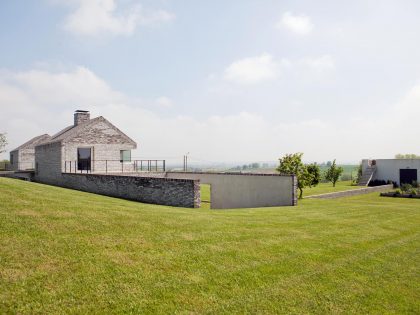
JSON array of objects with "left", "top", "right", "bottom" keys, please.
[
  {"left": 35, "top": 141, "right": 63, "bottom": 185},
  {"left": 10, "top": 134, "right": 51, "bottom": 171},
  {"left": 32, "top": 111, "right": 200, "bottom": 208},
  {"left": 60, "top": 173, "right": 200, "bottom": 208},
  {"left": 61, "top": 118, "right": 136, "bottom": 173}
]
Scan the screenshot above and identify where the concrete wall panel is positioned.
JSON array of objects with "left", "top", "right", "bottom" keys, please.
[{"left": 165, "top": 172, "right": 296, "bottom": 209}]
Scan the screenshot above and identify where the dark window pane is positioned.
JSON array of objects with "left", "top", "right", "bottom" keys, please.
[
  {"left": 120, "top": 150, "right": 131, "bottom": 162},
  {"left": 78, "top": 148, "right": 91, "bottom": 171}
]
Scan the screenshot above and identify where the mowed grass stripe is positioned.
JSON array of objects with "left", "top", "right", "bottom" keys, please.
[{"left": 0, "top": 177, "right": 419, "bottom": 314}]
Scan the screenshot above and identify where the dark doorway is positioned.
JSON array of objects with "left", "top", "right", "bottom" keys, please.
[
  {"left": 400, "top": 169, "right": 417, "bottom": 185},
  {"left": 78, "top": 148, "right": 91, "bottom": 171}
]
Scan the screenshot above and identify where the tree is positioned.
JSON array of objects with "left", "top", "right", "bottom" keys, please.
[
  {"left": 395, "top": 153, "right": 420, "bottom": 159},
  {"left": 276, "top": 153, "right": 318, "bottom": 199},
  {"left": 307, "top": 163, "right": 321, "bottom": 186},
  {"left": 0, "top": 133, "right": 7, "bottom": 154},
  {"left": 354, "top": 163, "right": 363, "bottom": 185},
  {"left": 325, "top": 159, "right": 344, "bottom": 187}
]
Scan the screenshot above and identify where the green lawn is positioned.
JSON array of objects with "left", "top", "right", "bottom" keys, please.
[
  {"left": 305, "top": 180, "right": 362, "bottom": 197},
  {"left": 200, "top": 184, "right": 211, "bottom": 208},
  {"left": 0, "top": 177, "right": 419, "bottom": 314}
]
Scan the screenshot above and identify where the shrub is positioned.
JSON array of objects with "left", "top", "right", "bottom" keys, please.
[
  {"left": 395, "top": 189, "right": 401, "bottom": 195},
  {"left": 409, "top": 188, "right": 418, "bottom": 196},
  {"left": 355, "top": 163, "right": 362, "bottom": 184},
  {"left": 401, "top": 183, "right": 413, "bottom": 193}
]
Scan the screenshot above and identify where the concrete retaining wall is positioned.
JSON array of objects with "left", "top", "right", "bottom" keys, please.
[
  {"left": 306, "top": 184, "right": 393, "bottom": 199},
  {"left": 58, "top": 173, "right": 200, "bottom": 208},
  {"left": 165, "top": 172, "right": 296, "bottom": 209}
]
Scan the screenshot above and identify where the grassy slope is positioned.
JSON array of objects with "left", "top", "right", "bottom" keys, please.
[
  {"left": 0, "top": 178, "right": 419, "bottom": 314},
  {"left": 305, "top": 180, "right": 362, "bottom": 197}
]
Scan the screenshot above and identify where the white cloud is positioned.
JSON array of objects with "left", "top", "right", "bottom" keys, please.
[
  {"left": 61, "top": 0, "right": 174, "bottom": 36},
  {"left": 277, "top": 11, "right": 314, "bottom": 35},
  {"left": 155, "top": 96, "right": 174, "bottom": 108},
  {"left": 222, "top": 54, "right": 334, "bottom": 85},
  {"left": 300, "top": 55, "right": 335, "bottom": 72},
  {"left": 224, "top": 54, "right": 279, "bottom": 84},
  {"left": 1, "top": 65, "right": 419, "bottom": 163}
]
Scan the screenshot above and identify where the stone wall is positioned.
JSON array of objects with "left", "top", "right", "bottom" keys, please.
[
  {"left": 9, "top": 151, "right": 18, "bottom": 171},
  {"left": 9, "top": 149, "right": 35, "bottom": 171},
  {"left": 34, "top": 142, "right": 63, "bottom": 185},
  {"left": 18, "top": 148, "right": 36, "bottom": 170},
  {"left": 60, "top": 173, "right": 200, "bottom": 208}
]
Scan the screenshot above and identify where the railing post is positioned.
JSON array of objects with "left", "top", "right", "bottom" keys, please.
[
  {"left": 163, "top": 160, "right": 166, "bottom": 172},
  {"left": 121, "top": 161, "right": 123, "bottom": 173},
  {"left": 106, "top": 160, "right": 108, "bottom": 174}
]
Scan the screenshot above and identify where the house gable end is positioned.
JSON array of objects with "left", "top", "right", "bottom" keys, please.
[{"left": 62, "top": 117, "right": 137, "bottom": 148}]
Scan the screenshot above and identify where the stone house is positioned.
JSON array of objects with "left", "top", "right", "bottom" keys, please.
[
  {"left": 35, "top": 110, "right": 137, "bottom": 184},
  {"left": 9, "top": 134, "right": 51, "bottom": 171},
  {"left": 8, "top": 109, "right": 296, "bottom": 209}
]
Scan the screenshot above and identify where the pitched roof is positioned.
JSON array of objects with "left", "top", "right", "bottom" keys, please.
[
  {"left": 42, "top": 116, "right": 137, "bottom": 147},
  {"left": 11, "top": 134, "right": 51, "bottom": 152}
]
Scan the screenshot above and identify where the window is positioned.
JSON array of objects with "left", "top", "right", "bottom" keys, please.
[
  {"left": 77, "top": 148, "right": 91, "bottom": 171},
  {"left": 120, "top": 150, "right": 131, "bottom": 162}
]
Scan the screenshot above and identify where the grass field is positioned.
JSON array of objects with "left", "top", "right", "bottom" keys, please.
[
  {"left": 0, "top": 177, "right": 419, "bottom": 314},
  {"left": 304, "top": 180, "right": 362, "bottom": 197},
  {"left": 319, "top": 164, "right": 359, "bottom": 180},
  {"left": 200, "top": 181, "right": 361, "bottom": 204}
]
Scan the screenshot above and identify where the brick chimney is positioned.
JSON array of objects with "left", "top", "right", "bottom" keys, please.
[{"left": 74, "top": 110, "right": 90, "bottom": 126}]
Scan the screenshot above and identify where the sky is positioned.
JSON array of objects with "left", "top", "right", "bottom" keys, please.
[{"left": 0, "top": 0, "right": 420, "bottom": 164}]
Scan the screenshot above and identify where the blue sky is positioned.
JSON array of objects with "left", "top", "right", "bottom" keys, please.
[{"left": 1, "top": 0, "right": 420, "bottom": 163}]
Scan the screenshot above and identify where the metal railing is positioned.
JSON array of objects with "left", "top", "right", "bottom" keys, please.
[
  {"left": 0, "top": 161, "right": 34, "bottom": 171},
  {"left": 64, "top": 159, "right": 166, "bottom": 174}
]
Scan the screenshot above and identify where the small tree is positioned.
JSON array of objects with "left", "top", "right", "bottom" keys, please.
[
  {"left": 307, "top": 163, "right": 321, "bottom": 186},
  {"left": 276, "top": 153, "right": 317, "bottom": 199},
  {"left": 0, "top": 133, "right": 7, "bottom": 154},
  {"left": 325, "top": 159, "right": 344, "bottom": 187},
  {"left": 395, "top": 153, "right": 420, "bottom": 159},
  {"left": 354, "top": 163, "right": 363, "bottom": 185}
]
